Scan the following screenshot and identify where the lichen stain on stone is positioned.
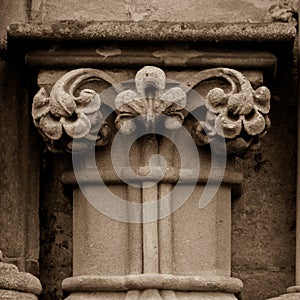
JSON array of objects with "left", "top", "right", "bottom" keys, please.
[
  {"left": 96, "top": 47, "right": 122, "bottom": 58},
  {"left": 50, "top": 20, "right": 93, "bottom": 35}
]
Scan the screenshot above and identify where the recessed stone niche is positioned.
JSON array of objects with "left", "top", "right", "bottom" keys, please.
[{"left": 3, "top": 15, "right": 297, "bottom": 300}]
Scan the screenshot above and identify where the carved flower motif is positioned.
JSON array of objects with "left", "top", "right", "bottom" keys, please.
[
  {"left": 33, "top": 87, "right": 101, "bottom": 140},
  {"left": 206, "top": 86, "right": 270, "bottom": 139},
  {"left": 191, "top": 68, "right": 271, "bottom": 154},
  {"left": 115, "top": 66, "right": 187, "bottom": 134},
  {"left": 32, "top": 69, "right": 115, "bottom": 153}
]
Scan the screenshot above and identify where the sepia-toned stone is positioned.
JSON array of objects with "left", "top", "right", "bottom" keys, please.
[{"left": 0, "top": 262, "right": 42, "bottom": 299}]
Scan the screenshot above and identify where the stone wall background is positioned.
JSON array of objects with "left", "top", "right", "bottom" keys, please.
[
  {"left": 233, "top": 101, "right": 297, "bottom": 300},
  {"left": 0, "top": 0, "right": 298, "bottom": 300},
  {"left": 29, "top": 0, "right": 295, "bottom": 23}
]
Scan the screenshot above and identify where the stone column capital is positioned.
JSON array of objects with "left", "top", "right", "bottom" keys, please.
[{"left": 32, "top": 66, "right": 271, "bottom": 156}]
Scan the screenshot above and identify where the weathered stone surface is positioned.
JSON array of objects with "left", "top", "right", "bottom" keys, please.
[
  {"left": 39, "top": 152, "right": 73, "bottom": 300},
  {"left": 266, "top": 288, "right": 300, "bottom": 300},
  {"left": 0, "top": 0, "right": 27, "bottom": 50},
  {"left": 232, "top": 101, "right": 297, "bottom": 300},
  {"left": 7, "top": 21, "right": 297, "bottom": 44},
  {"left": 0, "top": 289, "right": 39, "bottom": 300},
  {"left": 0, "top": 59, "right": 40, "bottom": 273},
  {"left": 28, "top": 0, "right": 297, "bottom": 23},
  {"left": 232, "top": 270, "right": 295, "bottom": 300},
  {"left": 0, "top": 262, "right": 42, "bottom": 295},
  {"left": 64, "top": 291, "right": 239, "bottom": 300},
  {"left": 63, "top": 274, "right": 242, "bottom": 293}
]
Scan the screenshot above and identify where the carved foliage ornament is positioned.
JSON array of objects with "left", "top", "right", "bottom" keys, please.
[
  {"left": 32, "top": 66, "right": 271, "bottom": 154},
  {"left": 263, "top": 1, "right": 297, "bottom": 25},
  {"left": 115, "top": 66, "right": 187, "bottom": 134},
  {"left": 32, "top": 69, "right": 115, "bottom": 153},
  {"left": 191, "top": 68, "right": 271, "bottom": 154}
]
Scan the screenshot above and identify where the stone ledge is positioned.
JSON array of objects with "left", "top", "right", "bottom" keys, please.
[
  {"left": 25, "top": 49, "right": 277, "bottom": 72},
  {"left": 62, "top": 274, "right": 243, "bottom": 293},
  {"left": 7, "top": 21, "right": 296, "bottom": 43},
  {"left": 62, "top": 168, "right": 243, "bottom": 186}
]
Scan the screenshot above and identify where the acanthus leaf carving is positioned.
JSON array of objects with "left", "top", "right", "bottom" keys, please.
[
  {"left": 191, "top": 68, "right": 271, "bottom": 154},
  {"left": 32, "top": 69, "right": 117, "bottom": 153},
  {"left": 32, "top": 66, "right": 271, "bottom": 155}
]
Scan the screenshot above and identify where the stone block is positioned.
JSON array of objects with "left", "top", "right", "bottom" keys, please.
[{"left": 30, "top": 0, "right": 285, "bottom": 23}]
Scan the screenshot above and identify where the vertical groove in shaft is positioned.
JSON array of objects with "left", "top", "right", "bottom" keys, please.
[
  {"left": 127, "top": 185, "right": 143, "bottom": 274},
  {"left": 141, "top": 134, "right": 159, "bottom": 274},
  {"left": 142, "top": 184, "right": 159, "bottom": 273},
  {"left": 158, "top": 183, "right": 173, "bottom": 274},
  {"left": 126, "top": 134, "right": 143, "bottom": 275},
  {"left": 158, "top": 137, "right": 175, "bottom": 274}
]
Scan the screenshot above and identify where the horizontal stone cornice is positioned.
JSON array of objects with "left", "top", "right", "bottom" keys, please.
[{"left": 7, "top": 21, "right": 296, "bottom": 43}]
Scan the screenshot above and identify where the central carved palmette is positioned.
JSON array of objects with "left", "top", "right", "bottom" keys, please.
[
  {"left": 32, "top": 66, "right": 271, "bottom": 154},
  {"left": 115, "top": 66, "right": 187, "bottom": 134}
]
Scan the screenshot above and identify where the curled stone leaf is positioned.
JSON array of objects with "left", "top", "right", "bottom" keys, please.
[
  {"left": 39, "top": 114, "right": 63, "bottom": 140},
  {"left": 227, "top": 93, "right": 253, "bottom": 115},
  {"left": 243, "top": 109, "right": 266, "bottom": 136},
  {"left": 215, "top": 113, "right": 242, "bottom": 139},
  {"left": 61, "top": 113, "right": 91, "bottom": 139},
  {"left": 268, "top": 3, "right": 297, "bottom": 23},
  {"left": 253, "top": 86, "right": 270, "bottom": 114},
  {"left": 87, "top": 110, "right": 104, "bottom": 133},
  {"left": 75, "top": 91, "right": 101, "bottom": 114},
  {"left": 75, "top": 89, "right": 97, "bottom": 105},
  {"left": 32, "top": 88, "right": 50, "bottom": 120},
  {"left": 206, "top": 87, "right": 228, "bottom": 113},
  {"left": 49, "top": 89, "right": 77, "bottom": 117}
]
